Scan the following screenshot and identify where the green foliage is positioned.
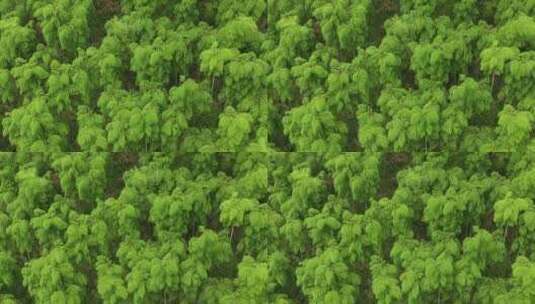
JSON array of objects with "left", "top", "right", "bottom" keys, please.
[
  {"left": 32, "top": 0, "right": 93, "bottom": 54},
  {"left": 95, "top": 256, "right": 128, "bottom": 304},
  {"left": 496, "top": 105, "right": 534, "bottom": 149},
  {"left": 1, "top": 0, "right": 535, "bottom": 303},
  {"left": 296, "top": 248, "right": 360, "bottom": 304},
  {"left": 370, "top": 257, "right": 402, "bottom": 304},
  {"left": 0, "top": 0, "right": 531, "bottom": 152},
  {"left": 51, "top": 153, "right": 108, "bottom": 202},
  {"left": 0, "top": 17, "right": 35, "bottom": 68},
  {"left": 283, "top": 96, "right": 347, "bottom": 152},
  {"left": 216, "top": 107, "right": 256, "bottom": 151},
  {"left": 22, "top": 247, "right": 87, "bottom": 304},
  {"left": 0, "top": 152, "right": 534, "bottom": 303}
]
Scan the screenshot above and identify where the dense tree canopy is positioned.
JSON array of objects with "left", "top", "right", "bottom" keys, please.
[
  {"left": 0, "top": 152, "right": 534, "bottom": 303},
  {"left": 0, "top": 0, "right": 534, "bottom": 151},
  {"left": 1, "top": 1, "right": 535, "bottom": 303}
]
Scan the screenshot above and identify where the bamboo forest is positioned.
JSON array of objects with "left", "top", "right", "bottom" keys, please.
[{"left": 1, "top": 0, "right": 535, "bottom": 303}]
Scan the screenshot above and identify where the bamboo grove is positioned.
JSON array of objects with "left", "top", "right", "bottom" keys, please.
[{"left": 1, "top": 0, "right": 535, "bottom": 303}]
